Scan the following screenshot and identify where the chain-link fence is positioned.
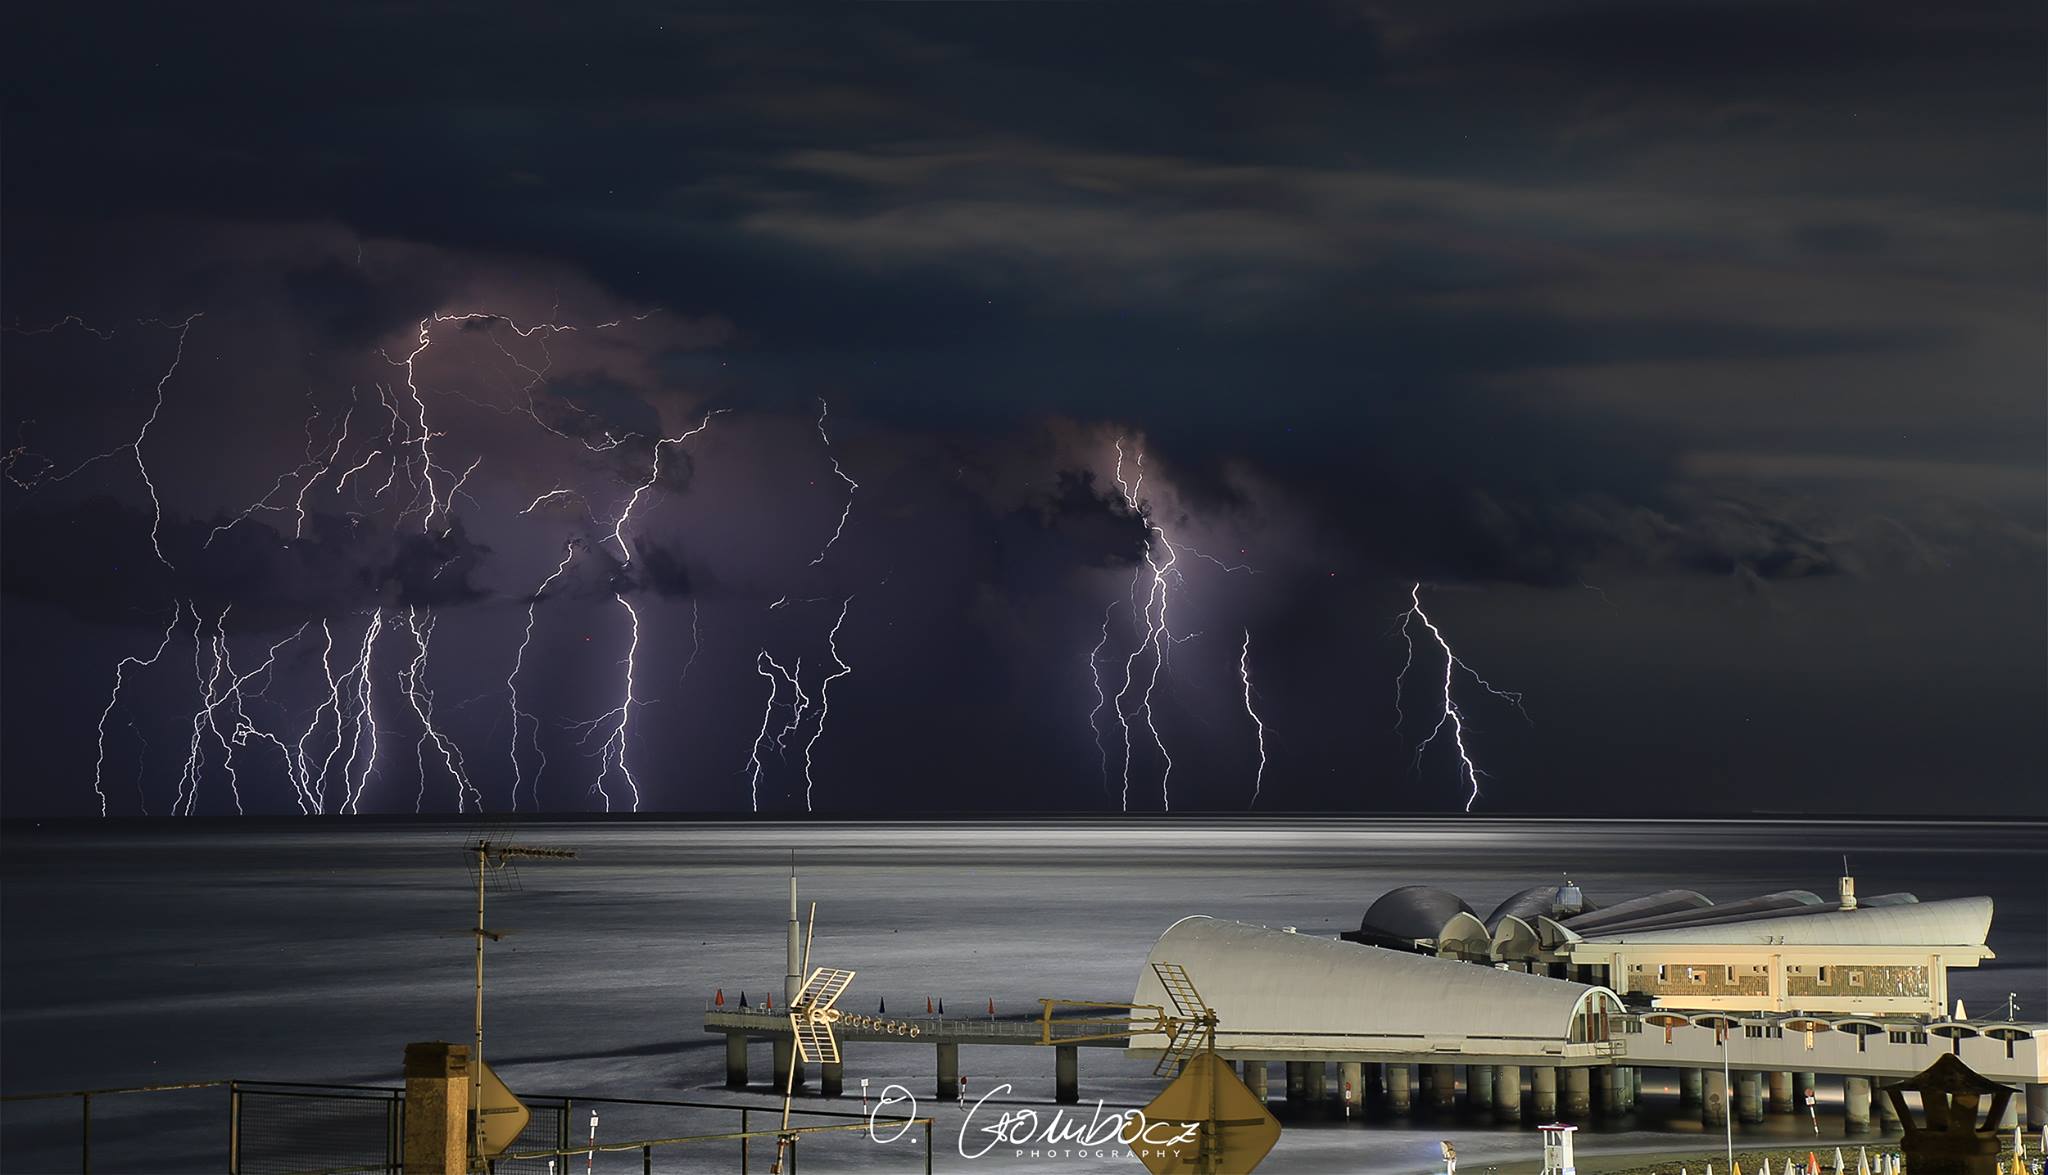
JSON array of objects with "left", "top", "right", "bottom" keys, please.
[{"left": 230, "top": 1084, "right": 401, "bottom": 1175}]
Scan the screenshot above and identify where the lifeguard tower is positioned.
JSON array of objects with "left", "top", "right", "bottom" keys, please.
[{"left": 1541, "top": 1123, "right": 1579, "bottom": 1175}]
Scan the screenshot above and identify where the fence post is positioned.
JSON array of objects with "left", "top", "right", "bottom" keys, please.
[
  {"left": 559, "top": 1099, "right": 571, "bottom": 1155},
  {"left": 926, "top": 1121, "right": 934, "bottom": 1173},
  {"left": 642, "top": 1143, "right": 652, "bottom": 1174},
  {"left": 740, "top": 1107, "right": 749, "bottom": 1174},
  {"left": 81, "top": 1091, "right": 91, "bottom": 1175},
  {"left": 228, "top": 1083, "right": 242, "bottom": 1175},
  {"left": 387, "top": 1090, "right": 402, "bottom": 1174}
]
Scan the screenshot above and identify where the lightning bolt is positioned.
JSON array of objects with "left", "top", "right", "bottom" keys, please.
[
  {"left": 400, "top": 606, "right": 481, "bottom": 814},
  {"left": 507, "top": 540, "right": 579, "bottom": 811},
  {"left": 1107, "top": 440, "right": 1181, "bottom": 811},
  {"left": 92, "top": 605, "right": 183, "bottom": 817},
  {"left": 744, "top": 651, "right": 801, "bottom": 812},
  {"left": 800, "top": 598, "right": 854, "bottom": 811},
  {"left": 1239, "top": 629, "right": 1268, "bottom": 807},
  {"left": 1395, "top": 583, "right": 1529, "bottom": 812},
  {"left": 807, "top": 398, "right": 858, "bottom": 566},
  {"left": 1085, "top": 601, "right": 1116, "bottom": 797},
  {"left": 10, "top": 314, "right": 201, "bottom": 565}
]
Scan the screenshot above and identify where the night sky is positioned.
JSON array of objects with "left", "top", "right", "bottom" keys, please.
[{"left": 2, "top": 4, "right": 2041, "bottom": 817}]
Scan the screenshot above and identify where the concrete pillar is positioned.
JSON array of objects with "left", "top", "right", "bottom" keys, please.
[
  {"left": 1596, "top": 1067, "right": 1621, "bottom": 1116},
  {"left": 1419, "top": 1063, "right": 1436, "bottom": 1096},
  {"left": 1285, "top": 1062, "right": 1306, "bottom": 1103},
  {"left": 1738, "top": 1070, "right": 1765, "bottom": 1123},
  {"left": 1702, "top": 1069, "right": 1729, "bottom": 1127},
  {"left": 1993, "top": 1090, "right": 2018, "bottom": 1129},
  {"left": 1340, "top": 1062, "right": 1364, "bottom": 1117},
  {"left": 1875, "top": 1083, "right": 1900, "bottom": 1131},
  {"left": 402, "top": 1042, "right": 469, "bottom": 1175},
  {"left": 1681, "top": 1068, "right": 1704, "bottom": 1108},
  {"left": 725, "top": 1033, "right": 749, "bottom": 1088},
  {"left": 1769, "top": 1070, "right": 1795, "bottom": 1114},
  {"left": 1563, "top": 1067, "right": 1592, "bottom": 1118},
  {"left": 2026, "top": 1084, "right": 2047, "bottom": 1129},
  {"left": 1493, "top": 1065, "right": 1521, "bottom": 1122},
  {"left": 1625, "top": 1067, "right": 1640, "bottom": 1111},
  {"left": 1430, "top": 1064, "right": 1457, "bottom": 1111},
  {"left": 1844, "top": 1075, "right": 1872, "bottom": 1134},
  {"left": 1388, "top": 1063, "right": 1413, "bottom": 1115},
  {"left": 936, "top": 1042, "right": 960, "bottom": 1102},
  {"left": 1055, "top": 1046, "right": 1079, "bottom": 1104},
  {"left": 1798, "top": 1073, "right": 1819, "bottom": 1110},
  {"left": 1533, "top": 1066, "right": 1558, "bottom": 1120},
  {"left": 773, "top": 1037, "right": 805, "bottom": 1094},
  {"left": 821, "top": 1062, "right": 844, "bottom": 1098},
  {"left": 1469, "top": 1064, "right": 1494, "bottom": 1114},
  {"left": 1307, "top": 1061, "right": 1328, "bottom": 1106},
  {"left": 1243, "top": 1059, "right": 1268, "bottom": 1103}
]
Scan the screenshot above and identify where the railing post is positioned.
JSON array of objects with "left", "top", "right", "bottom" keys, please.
[
  {"left": 740, "top": 1108, "right": 749, "bottom": 1174},
  {"left": 228, "top": 1083, "right": 242, "bottom": 1175},
  {"left": 387, "top": 1090, "right": 402, "bottom": 1174},
  {"left": 81, "top": 1090, "right": 91, "bottom": 1175},
  {"left": 926, "top": 1121, "right": 934, "bottom": 1173},
  {"left": 642, "top": 1143, "right": 652, "bottom": 1174}
]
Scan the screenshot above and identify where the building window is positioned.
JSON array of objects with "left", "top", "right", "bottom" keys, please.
[
  {"left": 1849, "top": 972, "right": 1866, "bottom": 988},
  {"left": 1657, "top": 965, "right": 1668, "bottom": 982},
  {"left": 1817, "top": 966, "right": 1830, "bottom": 983}
]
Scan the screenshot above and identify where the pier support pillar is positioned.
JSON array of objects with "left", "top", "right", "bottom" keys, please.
[
  {"left": 1307, "top": 1062, "right": 1328, "bottom": 1107},
  {"left": 1285, "top": 1062, "right": 1306, "bottom": 1103},
  {"left": 1563, "top": 1067, "right": 1592, "bottom": 1118},
  {"left": 1493, "top": 1066, "right": 1522, "bottom": 1122},
  {"left": 725, "top": 1033, "right": 749, "bottom": 1089},
  {"left": 2024, "top": 1085, "right": 2047, "bottom": 1129},
  {"left": 1844, "top": 1075, "right": 1872, "bottom": 1134},
  {"left": 1430, "top": 1064, "right": 1457, "bottom": 1111},
  {"left": 1798, "top": 1073, "right": 1818, "bottom": 1110},
  {"left": 1470, "top": 1064, "right": 1494, "bottom": 1115},
  {"left": 1739, "top": 1071, "right": 1765, "bottom": 1123},
  {"left": 1681, "top": 1068, "right": 1704, "bottom": 1108},
  {"left": 1388, "top": 1064, "right": 1413, "bottom": 1115},
  {"left": 1703, "top": 1069, "right": 1729, "bottom": 1127},
  {"left": 1598, "top": 1067, "right": 1621, "bottom": 1116},
  {"left": 1055, "top": 1045, "right": 1078, "bottom": 1105},
  {"left": 1769, "top": 1070, "right": 1795, "bottom": 1114},
  {"left": 1340, "top": 1062, "right": 1364, "bottom": 1117},
  {"left": 1994, "top": 1090, "right": 2018, "bottom": 1129},
  {"left": 1533, "top": 1066, "right": 1558, "bottom": 1121},
  {"left": 1623, "top": 1067, "right": 1639, "bottom": 1111},
  {"left": 821, "top": 1062, "right": 843, "bottom": 1098},
  {"left": 936, "top": 1042, "right": 960, "bottom": 1102},
  {"left": 1875, "top": 1084, "right": 1900, "bottom": 1132},
  {"left": 773, "top": 1037, "right": 805, "bottom": 1094},
  {"left": 1243, "top": 1060, "right": 1268, "bottom": 1104},
  {"left": 402, "top": 1042, "right": 468, "bottom": 1175}
]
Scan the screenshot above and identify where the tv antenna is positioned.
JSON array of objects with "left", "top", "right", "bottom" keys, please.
[
  {"left": 464, "top": 833, "right": 575, "bottom": 1164},
  {"left": 1038, "top": 963, "right": 1280, "bottom": 1174},
  {"left": 770, "top": 901, "right": 917, "bottom": 1174}
]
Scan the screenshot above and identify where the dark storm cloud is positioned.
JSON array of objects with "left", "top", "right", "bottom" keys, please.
[
  {"left": 2, "top": 2, "right": 2040, "bottom": 814},
  {"left": 0, "top": 499, "right": 489, "bottom": 624}
]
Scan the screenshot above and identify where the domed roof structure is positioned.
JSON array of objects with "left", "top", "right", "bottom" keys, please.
[{"left": 1357, "top": 885, "right": 1474, "bottom": 941}]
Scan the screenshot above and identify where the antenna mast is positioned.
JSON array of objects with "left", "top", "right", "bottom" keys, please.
[{"left": 468, "top": 835, "right": 575, "bottom": 1165}]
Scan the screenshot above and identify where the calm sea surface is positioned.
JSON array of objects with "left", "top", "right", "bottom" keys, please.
[{"left": 3, "top": 818, "right": 2043, "bottom": 1172}]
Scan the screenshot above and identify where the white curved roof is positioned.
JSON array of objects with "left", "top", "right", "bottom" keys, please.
[
  {"left": 1134, "top": 916, "right": 1616, "bottom": 1052},
  {"left": 1576, "top": 896, "right": 1992, "bottom": 948}
]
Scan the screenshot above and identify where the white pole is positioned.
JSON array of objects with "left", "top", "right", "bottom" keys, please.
[
  {"left": 1723, "top": 1027, "right": 1734, "bottom": 1173},
  {"left": 585, "top": 1111, "right": 599, "bottom": 1175}
]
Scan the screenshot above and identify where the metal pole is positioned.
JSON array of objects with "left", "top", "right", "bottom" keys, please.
[
  {"left": 1722, "top": 1028, "right": 1734, "bottom": 1173},
  {"left": 926, "top": 1122, "right": 934, "bottom": 1173},
  {"left": 81, "top": 1091, "right": 91, "bottom": 1175},
  {"left": 642, "top": 1143, "right": 652, "bottom": 1174},
  {"left": 741, "top": 1107, "right": 749, "bottom": 1174},
  {"left": 475, "top": 841, "right": 488, "bottom": 1165},
  {"left": 228, "top": 1083, "right": 241, "bottom": 1175}
]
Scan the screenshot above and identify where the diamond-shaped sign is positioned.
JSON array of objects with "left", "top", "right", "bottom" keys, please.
[
  {"left": 474, "top": 1059, "right": 530, "bottom": 1158},
  {"left": 1123, "top": 1053, "right": 1282, "bottom": 1175}
]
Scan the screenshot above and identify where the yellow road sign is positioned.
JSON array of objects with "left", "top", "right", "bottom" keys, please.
[
  {"left": 1125, "top": 1054, "right": 1281, "bottom": 1175},
  {"left": 474, "top": 1059, "right": 529, "bottom": 1157}
]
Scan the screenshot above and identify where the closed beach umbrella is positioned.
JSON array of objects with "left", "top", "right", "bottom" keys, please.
[
  {"left": 1856, "top": 1147, "right": 1870, "bottom": 1175},
  {"left": 1834, "top": 1148, "right": 1845, "bottom": 1174}
]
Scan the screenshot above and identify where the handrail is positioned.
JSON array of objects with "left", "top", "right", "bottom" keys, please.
[{"left": 0, "top": 1078, "right": 229, "bottom": 1102}]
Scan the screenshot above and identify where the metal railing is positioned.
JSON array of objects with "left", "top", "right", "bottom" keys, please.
[{"left": 0, "top": 1078, "right": 229, "bottom": 1174}]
